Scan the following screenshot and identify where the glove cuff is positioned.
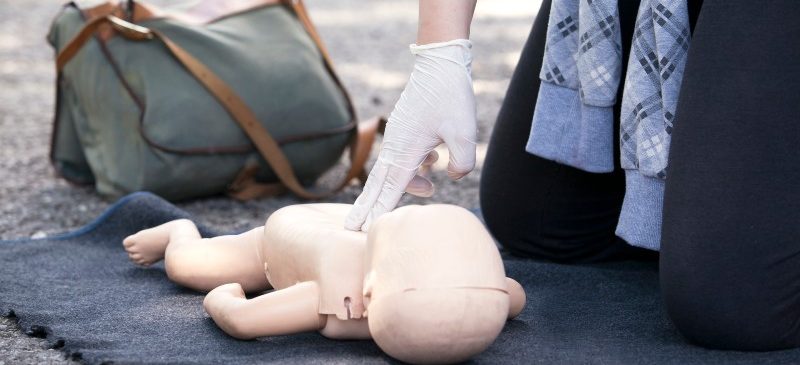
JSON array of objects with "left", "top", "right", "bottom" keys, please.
[
  {"left": 410, "top": 39, "right": 472, "bottom": 52},
  {"left": 409, "top": 39, "right": 472, "bottom": 67}
]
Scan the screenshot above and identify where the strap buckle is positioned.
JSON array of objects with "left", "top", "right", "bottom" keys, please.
[{"left": 107, "top": 15, "right": 153, "bottom": 41}]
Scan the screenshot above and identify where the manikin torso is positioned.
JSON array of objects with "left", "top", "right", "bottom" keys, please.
[
  {"left": 256, "top": 203, "right": 523, "bottom": 344},
  {"left": 258, "top": 204, "right": 370, "bottom": 338}
]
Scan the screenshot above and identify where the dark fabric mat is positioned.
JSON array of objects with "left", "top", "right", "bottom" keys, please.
[{"left": 1, "top": 192, "right": 799, "bottom": 364}]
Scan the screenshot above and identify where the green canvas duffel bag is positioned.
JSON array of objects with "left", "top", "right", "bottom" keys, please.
[{"left": 47, "top": 0, "right": 381, "bottom": 201}]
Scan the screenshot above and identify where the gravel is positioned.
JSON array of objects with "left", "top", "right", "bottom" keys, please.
[{"left": 0, "top": 0, "right": 539, "bottom": 362}]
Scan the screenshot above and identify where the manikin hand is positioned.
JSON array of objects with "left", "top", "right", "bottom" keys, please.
[
  {"left": 203, "top": 283, "right": 248, "bottom": 337},
  {"left": 345, "top": 39, "right": 477, "bottom": 231}
]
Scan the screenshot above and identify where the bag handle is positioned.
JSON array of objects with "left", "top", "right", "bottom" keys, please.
[{"left": 56, "top": 2, "right": 383, "bottom": 200}]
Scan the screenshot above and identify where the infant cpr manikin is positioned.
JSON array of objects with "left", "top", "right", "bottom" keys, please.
[{"left": 123, "top": 204, "right": 526, "bottom": 364}]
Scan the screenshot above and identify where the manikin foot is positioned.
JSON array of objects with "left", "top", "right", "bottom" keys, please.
[{"left": 122, "top": 219, "right": 190, "bottom": 266}]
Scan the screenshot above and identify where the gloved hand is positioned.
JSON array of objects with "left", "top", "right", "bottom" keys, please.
[{"left": 345, "top": 39, "right": 477, "bottom": 231}]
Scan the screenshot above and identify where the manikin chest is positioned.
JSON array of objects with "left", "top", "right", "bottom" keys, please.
[{"left": 258, "top": 204, "right": 367, "bottom": 321}]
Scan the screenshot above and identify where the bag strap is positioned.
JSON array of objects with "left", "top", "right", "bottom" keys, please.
[{"left": 56, "top": 3, "right": 382, "bottom": 200}]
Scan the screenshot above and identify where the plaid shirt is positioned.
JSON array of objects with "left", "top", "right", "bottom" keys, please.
[
  {"left": 620, "top": 1, "right": 691, "bottom": 178},
  {"left": 530, "top": 0, "right": 691, "bottom": 250},
  {"left": 535, "top": 0, "right": 691, "bottom": 179}
]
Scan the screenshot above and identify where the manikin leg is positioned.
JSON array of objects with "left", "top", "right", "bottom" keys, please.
[
  {"left": 124, "top": 220, "right": 354, "bottom": 340},
  {"left": 122, "top": 219, "right": 270, "bottom": 293}
]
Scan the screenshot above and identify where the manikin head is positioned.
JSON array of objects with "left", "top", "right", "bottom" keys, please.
[{"left": 363, "top": 205, "right": 524, "bottom": 364}]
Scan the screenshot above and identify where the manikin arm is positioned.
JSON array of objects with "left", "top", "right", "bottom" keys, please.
[
  {"left": 203, "top": 282, "right": 326, "bottom": 340},
  {"left": 506, "top": 277, "right": 526, "bottom": 319}
]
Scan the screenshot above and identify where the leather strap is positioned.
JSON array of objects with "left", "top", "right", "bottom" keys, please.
[
  {"left": 286, "top": 0, "right": 332, "bottom": 69},
  {"left": 56, "top": 3, "right": 382, "bottom": 200},
  {"left": 56, "top": 14, "right": 154, "bottom": 70},
  {"left": 227, "top": 115, "right": 380, "bottom": 201}
]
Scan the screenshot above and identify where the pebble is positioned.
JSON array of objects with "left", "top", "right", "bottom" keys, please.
[{"left": 30, "top": 231, "right": 47, "bottom": 239}]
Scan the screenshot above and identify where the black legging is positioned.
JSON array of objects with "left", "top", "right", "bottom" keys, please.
[{"left": 481, "top": 0, "right": 800, "bottom": 351}]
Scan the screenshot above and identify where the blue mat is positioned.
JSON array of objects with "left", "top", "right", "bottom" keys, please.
[{"left": 1, "top": 192, "right": 799, "bottom": 364}]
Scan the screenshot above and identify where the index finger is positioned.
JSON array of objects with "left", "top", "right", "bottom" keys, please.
[{"left": 344, "top": 159, "right": 389, "bottom": 231}]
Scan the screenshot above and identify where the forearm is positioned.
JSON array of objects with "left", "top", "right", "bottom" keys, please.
[
  {"left": 417, "top": 0, "right": 477, "bottom": 44},
  {"left": 204, "top": 282, "right": 325, "bottom": 340},
  {"left": 345, "top": 0, "right": 478, "bottom": 231}
]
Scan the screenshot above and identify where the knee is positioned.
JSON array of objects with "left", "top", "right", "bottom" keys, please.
[
  {"left": 478, "top": 176, "right": 515, "bottom": 245},
  {"left": 164, "top": 242, "right": 208, "bottom": 291},
  {"left": 660, "top": 252, "right": 800, "bottom": 351},
  {"left": 164, "top": 248, "right": 190, "bottom": 286},
  {"left": 478, "top": 178, "right": 538, "bottom": 258},
  {"left": 480, "top": 174, "right": 626, "bottom": 263},
  {"left": 479, "top": 192, "right": 622, "bottom": 262}
]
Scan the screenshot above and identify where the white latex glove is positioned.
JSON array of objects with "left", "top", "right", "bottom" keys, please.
[{"left": 345, "top": 39, "right": 477, "bottom": 231}]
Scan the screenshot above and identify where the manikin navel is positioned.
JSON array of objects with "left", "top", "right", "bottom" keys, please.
[{"left": 123, "top": 204, "right": 526, "bottom": 364}]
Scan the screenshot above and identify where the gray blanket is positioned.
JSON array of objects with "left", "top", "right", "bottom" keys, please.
[{"left": 1, "top": 192, "right": 798, "bottom": 364}]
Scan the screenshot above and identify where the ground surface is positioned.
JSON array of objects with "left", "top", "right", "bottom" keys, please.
[{"left": 0, "top": 0, "right": 539, "bottom": 363}]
